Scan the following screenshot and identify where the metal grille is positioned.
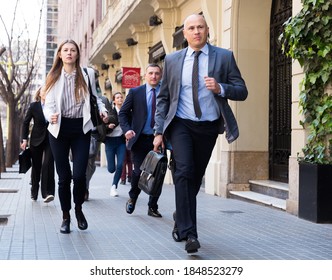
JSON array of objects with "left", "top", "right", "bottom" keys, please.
[{"left": 269, "top": 0, "right": 292, "bottom": 182}]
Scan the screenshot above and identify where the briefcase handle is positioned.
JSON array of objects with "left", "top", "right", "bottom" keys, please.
[{"left": 157, "top": 146, "right": 166, "bottom": 155}]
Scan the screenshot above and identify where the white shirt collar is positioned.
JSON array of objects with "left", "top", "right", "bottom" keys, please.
[{"left": 187, "top": 43, "right": 209, "bottom": 56}]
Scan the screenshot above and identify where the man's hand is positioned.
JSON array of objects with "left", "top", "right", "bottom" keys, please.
[
  {"left": 125, "top": 130, "right": 136, "bottom": 140},
  {"left": 204, "top": 76, "right": 221, "bottom": 94},
  {"left": 153, "top": 134, "right": 164, "bottom": 152}
]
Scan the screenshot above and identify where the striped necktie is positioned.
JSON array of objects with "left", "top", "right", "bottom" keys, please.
[{"left": 192, "top": 50, "right": 202, "bottom": 118}]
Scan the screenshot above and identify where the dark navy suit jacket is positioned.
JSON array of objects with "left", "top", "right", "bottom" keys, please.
[{"left": 118, "top": 84, "right": 148, "bottom": 150}]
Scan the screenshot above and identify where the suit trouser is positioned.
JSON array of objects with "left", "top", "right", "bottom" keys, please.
[
  {"left": 86, "top": 155, "right": 97, "bottom": 190},
  {"left": 86, "top": 136, "right": 100, "bottom": 189},
  {"left": 30, "top": 136, "right": 55, "bottom": 199},
  {"left": 121, "top": 149, "right": 133, "bottom": 181},
  {"left": 169, "top": 117, "right": 218, "bottom": 239},
  {"left": 129, "top": 134, "right": 160, "bottom": 210},
  {"left": 49, "top": 117, "right": 90, "bottom": 212}
]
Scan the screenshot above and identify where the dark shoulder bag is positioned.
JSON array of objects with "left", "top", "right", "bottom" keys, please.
[{"left": 83, "top": 67, "right": 103, "bottom": 127}]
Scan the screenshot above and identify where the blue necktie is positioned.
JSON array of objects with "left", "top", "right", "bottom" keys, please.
[{"left": 150, "top": 88, "right": 156, "bottom": 128}]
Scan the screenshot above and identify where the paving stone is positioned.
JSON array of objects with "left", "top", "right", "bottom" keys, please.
[{"left": 0, "top": 164, "right": 332, "bottom": 260}]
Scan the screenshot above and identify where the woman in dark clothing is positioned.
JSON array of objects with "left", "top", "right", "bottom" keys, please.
[{"left": 21, "top": 87, "right": 55, "bottom": 203}]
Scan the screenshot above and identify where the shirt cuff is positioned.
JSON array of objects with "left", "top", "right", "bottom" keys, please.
[{"left": 218, "top": 83, "right": 225, "bottom": 97}]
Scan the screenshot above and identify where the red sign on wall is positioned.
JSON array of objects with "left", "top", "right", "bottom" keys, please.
[{"left": 122, "top": 67, "right": 141, "bottom": 88}]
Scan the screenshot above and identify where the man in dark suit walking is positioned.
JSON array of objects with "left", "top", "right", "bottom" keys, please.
[
  {"left": 153, "top": 14, "right": 248, "bottom": 254},
  {"left": 21, "top": 87, "right": 55, "bottom": 203},
  {"left": 119, "top": 64, "right": 163, "bottom": 218}
]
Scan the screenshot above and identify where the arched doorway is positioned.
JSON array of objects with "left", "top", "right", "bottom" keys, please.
[{"left": 269, "top": 0, "right": 292, "bottom": 183}]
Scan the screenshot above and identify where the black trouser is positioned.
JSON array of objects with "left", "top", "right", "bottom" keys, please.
[
  {"left": 30, "top": 135, "right": 55, "bottom": 199},
  {"left": 169, "top": 117, "right": 218, "bottom": 239},
  {"left": 49, "top": 117, "right": 90, "bottom": 212},
  {"left": 129, "top": 134, "right": 160, "bottom": 210}
]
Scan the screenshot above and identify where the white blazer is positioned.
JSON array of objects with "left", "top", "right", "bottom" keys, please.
[{"left": 43, "top": 66, "right": 106, "bottom": 138}]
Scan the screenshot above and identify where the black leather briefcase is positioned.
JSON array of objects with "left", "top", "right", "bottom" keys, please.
[
  {"left": 138, "top": 150, "right": 168, "bottom": 197},
  {"left": 19, "top": 148, "right": 32, "bottom": 174}
]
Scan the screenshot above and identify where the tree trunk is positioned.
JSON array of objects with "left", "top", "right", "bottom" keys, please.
[
  {"left": 13, "top": 112, "right": 21, "bottom": 161},
  {"left": 5, "top": 101, "right": 17, "bottom": 167},
  {"left": 0, "top": 118, "right": 6, "bottom": 172}
]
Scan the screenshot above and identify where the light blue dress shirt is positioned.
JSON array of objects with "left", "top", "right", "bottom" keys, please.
[{"left": 176, "top": 44, "right": 220, "bottom": 122}]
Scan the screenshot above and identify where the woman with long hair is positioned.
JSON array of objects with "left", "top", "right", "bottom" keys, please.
[{"left": 43, "top": 39, "right": 108, "bottom": 234}]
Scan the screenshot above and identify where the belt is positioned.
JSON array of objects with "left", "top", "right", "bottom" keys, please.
[{"left": 174, "top": 116, "right": 219, "bottom": 126}]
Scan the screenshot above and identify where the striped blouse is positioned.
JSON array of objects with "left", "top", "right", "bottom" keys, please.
[{"left": 61, "top": 69, "right": 84, "bottom": 118}]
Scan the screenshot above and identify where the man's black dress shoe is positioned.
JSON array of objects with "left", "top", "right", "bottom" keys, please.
[
  {"left": 172, "top": 211, "right": 183, "bottom": 241},
  {"left": 60, "top": 219, "right": 70, "bottom": 234},
  {"left": 126, "top": 198, "right": 136, "bottom": 214},
  {"left": 185, "top": 236, "right": 201, "bottom": 254},
  {"left": 75, "top": 210, "right": 88, "bottom": 230},
  {"left": 148, "top": 208, "right": 162, "bottom": 218}
]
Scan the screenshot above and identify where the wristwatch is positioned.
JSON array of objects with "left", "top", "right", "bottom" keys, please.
[{"left": 154, "top": 132, "right": 162, "bottom": 136}]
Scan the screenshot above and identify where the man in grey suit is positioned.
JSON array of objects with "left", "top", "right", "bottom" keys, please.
[{"left": 153, "top": 14, "right": 248, "bottom": 254}]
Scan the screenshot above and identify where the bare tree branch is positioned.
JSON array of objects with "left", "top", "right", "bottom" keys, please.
[{"left": 0, "top": 0, "right": 45, "bottom": 167}]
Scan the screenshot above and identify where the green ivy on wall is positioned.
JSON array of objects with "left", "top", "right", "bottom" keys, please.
[{"left": 280, "top": 0, "right": 332, "bottom": 164}]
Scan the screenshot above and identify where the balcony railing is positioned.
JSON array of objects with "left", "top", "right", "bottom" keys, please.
[{"left": 91, "top": 0, "right": 138, "bottom": 58}]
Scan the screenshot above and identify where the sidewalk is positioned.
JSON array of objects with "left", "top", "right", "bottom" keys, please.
[{"left": 0, "top": 163, "right": 332, "bottom": 260}]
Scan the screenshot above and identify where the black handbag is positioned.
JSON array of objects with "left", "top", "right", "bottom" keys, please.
[
  {"left": 91, "top": 105, "right": 119, "bottom": 143},
  {"left": 83, "top": 68, "right": 103, "bottom": 127},
  {"left": 19, "top": 148, "right": 32, "bottom": 174},
  {"left": 91, "top": 124, "right": 107, "bottom": 143},
  {"left": 138, "top": 150, "right": 168, "bottom": 197}
]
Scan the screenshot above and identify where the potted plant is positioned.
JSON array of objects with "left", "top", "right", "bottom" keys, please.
[{"left": 280, "top": 0, "right": 332, "bottom": 222}]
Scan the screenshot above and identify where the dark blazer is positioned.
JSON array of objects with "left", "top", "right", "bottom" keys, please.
[
  {"left": 22, "top": 102, "right": 48, "bottom": 146},
  {"left": 155, "top": 44, "right": 248, "bottom": 143},
  {"left": 118, "top": 84, "right": 147, "bottom": 150},
  {"left": 101, "top": 95, "right": 118, "bottom": 132}
]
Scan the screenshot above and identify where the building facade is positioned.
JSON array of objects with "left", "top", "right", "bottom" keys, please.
[
  {"left": 45, "top": 0, "right": 59, "bottom": 75},
  {"left": 57, "top": 0, "right": 305, "bottom": 216}
]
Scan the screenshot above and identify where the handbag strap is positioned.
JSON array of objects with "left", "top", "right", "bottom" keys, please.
[{"left": 83, "top": 67, "right": 93, "bottom": 95}]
